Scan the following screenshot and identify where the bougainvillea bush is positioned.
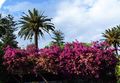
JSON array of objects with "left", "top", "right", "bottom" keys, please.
[
  {"left": 3, "top": 45, "right": 37, "bottom": 76},
  {"left": 58, "top": 41, "right": 117, "bottom": 79},
  {"left": 3, "top": 41, "right": 118, "bottom": 79},
  {"left": 35, "top": 45, "right": 62, "bottom": 75}
]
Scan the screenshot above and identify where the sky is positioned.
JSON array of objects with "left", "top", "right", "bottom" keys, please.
[{"left": 0, "top": 0, "right": 120, "bottom": 48}]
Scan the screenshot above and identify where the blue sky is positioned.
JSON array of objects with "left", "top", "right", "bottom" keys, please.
[{"left": 0, "top": 0, "right": 120, "bottom": 48}]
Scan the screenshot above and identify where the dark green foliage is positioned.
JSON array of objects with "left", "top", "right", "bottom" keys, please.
[
  {"left": 0, "top": 42, "right": 8, "bottom": 83},
  {"left": 0, "top": 14, "right": 18, "bottom": 48},
  {"left": 0, "top": 14, "right": 6, "bottom": 37},
  {"left": 0, "top": 42, "right": 3, "bottom": 56},
  {"left": 0, "top": 14, "right": 18, "bottom": 82},
  {"left": 51, "top": 30, "right": 65, "bottom": 47}
]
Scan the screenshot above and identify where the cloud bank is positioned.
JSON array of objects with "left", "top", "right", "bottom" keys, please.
[
  {"left": 0, "top": 0, "right": 5, "bottom": 8},
  {"left": 1, "top": 0, "right": 120, "bottom": 48},
  {"left": 53, "top": 0, "right": 120, "bottom": 42}
]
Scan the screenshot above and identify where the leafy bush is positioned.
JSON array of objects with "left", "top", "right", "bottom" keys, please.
[
  {"left": 58, "top": 41, "right": 117, "bottom": 78},
  {"left": 3, "top": 45, "right": 37, "bottom": 77},
  {"left": 3, "top": 41, "right": 118, "bottom": 80},
  {"left": 116, "top": 62, "right": 120, "bottom": 76},
  {"left": 35, "top": 45, "right": 62, "bottom": 75}
]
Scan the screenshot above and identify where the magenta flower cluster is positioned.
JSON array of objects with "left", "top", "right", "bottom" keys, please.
[
  {"left": 3, "top": 45, "right": 36, "bottom": 75},
  {"left": 3, "top": 41, "right": 118, "bottom": 78}
]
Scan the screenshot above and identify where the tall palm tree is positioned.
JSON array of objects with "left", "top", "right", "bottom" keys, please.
[
  {"left": 102, "top": 25, "right": 120, "bottom": 56},
  {"left": 18, "top": 8, "right": 55, "bottom": 48}
]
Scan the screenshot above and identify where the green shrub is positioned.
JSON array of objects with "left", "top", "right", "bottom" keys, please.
[{"left": 116, "top": 60, "right": 120, "bottom": 83}]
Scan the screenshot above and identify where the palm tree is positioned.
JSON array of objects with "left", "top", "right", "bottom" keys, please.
[
  {"left": 102, "top": 25, "right": 120, "bottom": 56},
  {"left": 18, "top": 8, "right": 55, "bottom": 48},
  {"left": 51, "top": 30, "right": 65, "bottom": 46}
]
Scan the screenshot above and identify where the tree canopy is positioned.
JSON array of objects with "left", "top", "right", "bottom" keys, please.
[{"left": 18, "top": 8, "right": 55, "bottom": 48}]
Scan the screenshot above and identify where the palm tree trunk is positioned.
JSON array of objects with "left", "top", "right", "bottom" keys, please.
[
  {"left": 34, "top": 31, "right": 38, "bottom": 48},
  {"left": 114, "top": 44, "right": 118, "bottom": 56}
]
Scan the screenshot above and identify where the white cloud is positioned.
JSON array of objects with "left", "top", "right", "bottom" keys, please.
[
  {"left": 0, "top": 0, "right": 5, "bottom": 8},
  {"left": 2, "top": 0, "right": 120, "bottom": 48},
  {"left": 53, "top": 0, "right": 120, "bottom": 43},
  {"left": 88, "top": 0, "right": 120, "bottom": 22}
]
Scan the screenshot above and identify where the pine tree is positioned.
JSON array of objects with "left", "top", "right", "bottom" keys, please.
[
  {"left": 0, "top": 14, "right": 6, "bottom": 37},
  {"left": 1, "top": 14, "right": 18, "bottom": 48}
]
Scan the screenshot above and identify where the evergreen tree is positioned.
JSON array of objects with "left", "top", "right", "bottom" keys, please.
[
  {"left": 1, "top": 14, "right": 18, "bottom": 48},
  {"left": 0, "top": 14, "right": 6, "bottom": 37},
  {"left": 51, "top": 30, "right": 65, "bottom": 46}
]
